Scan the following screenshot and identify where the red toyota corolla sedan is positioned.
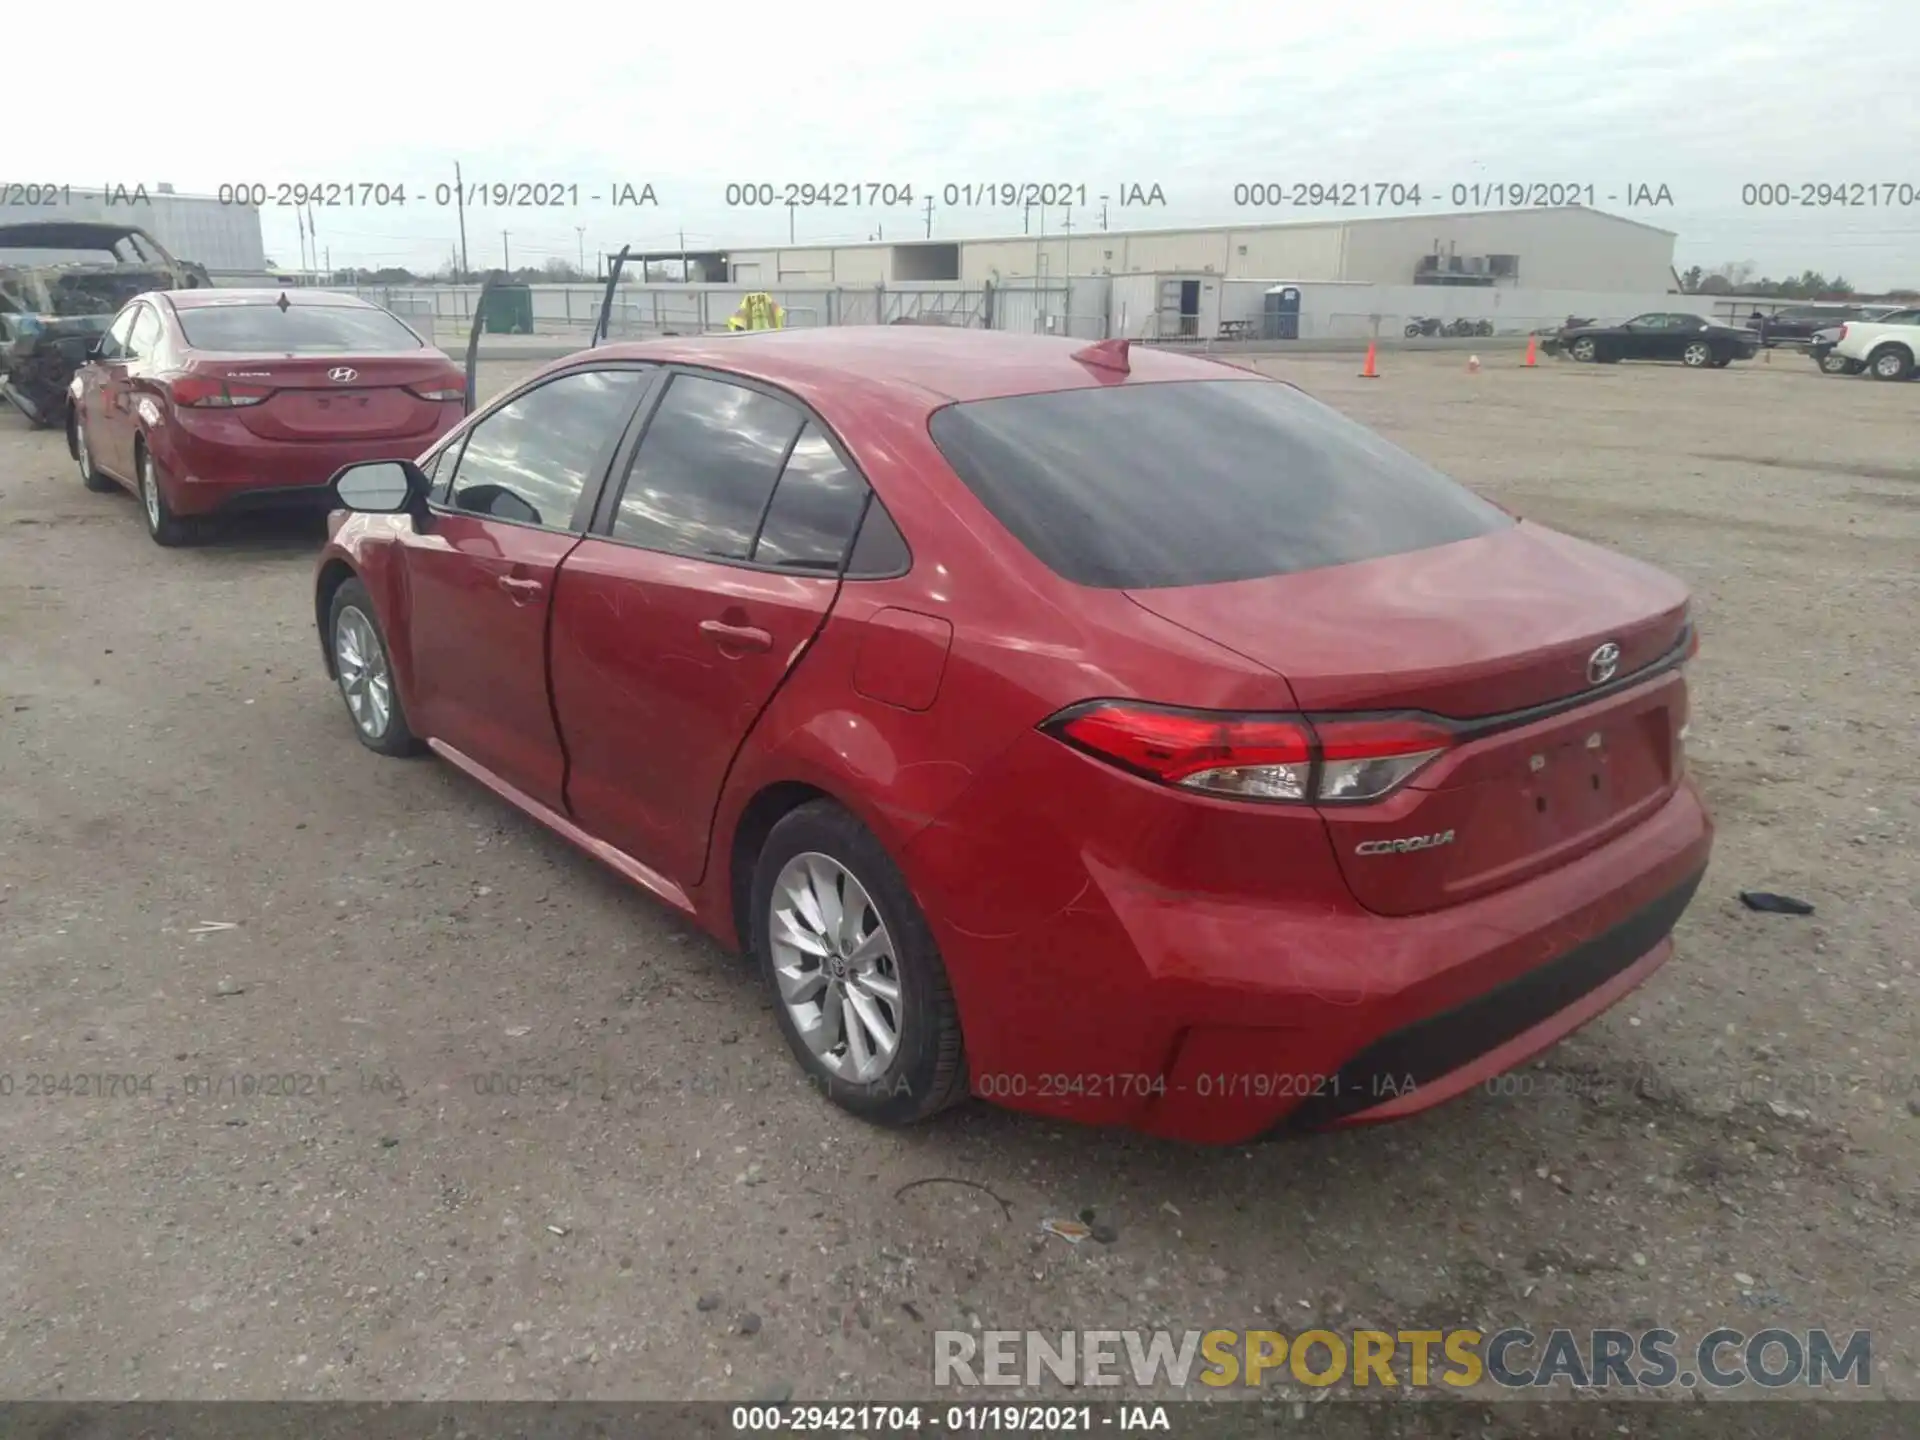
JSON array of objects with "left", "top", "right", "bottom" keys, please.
[
  {"left": 312, "top": 327, "right": 1712, "bottom": 1144},
  {"left": 66, "top": 288, "right": 466, "bottom": 546}
]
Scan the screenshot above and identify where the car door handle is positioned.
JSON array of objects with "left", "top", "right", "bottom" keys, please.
[
  {"left": 699, "top": 619, "right": 774, "bottom": 653},
  {"left": 497, "top": 575, "right": 543, "bottom": 600}
]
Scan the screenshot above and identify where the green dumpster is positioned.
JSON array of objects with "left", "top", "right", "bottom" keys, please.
[{"left": 482, "top": 284, "right": 535, "bottom": 335}]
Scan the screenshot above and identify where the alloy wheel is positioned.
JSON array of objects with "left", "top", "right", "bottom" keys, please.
[
  {"left": 333, "top": 606, "right": 393, "bottom": 739},
  {"left": 1571, "top": 338, "right": 1596, "bottom": 362},
  {"left": 767, "top": 852, "right": 901, "bottom": 1083},
  {"left": 1682, "top": 342, "right": 1711, "bottom": 367}
]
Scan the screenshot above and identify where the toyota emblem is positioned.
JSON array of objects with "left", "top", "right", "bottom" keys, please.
[
  {"left": 327, "top": 366, "right": 358, "bottom": 383},
  {"left": 1586, "top": 641, "right": 1621, "bottom": 685}
]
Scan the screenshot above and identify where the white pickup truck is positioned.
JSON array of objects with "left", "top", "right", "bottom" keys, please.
[{"left": 1830, "top": 313, "right": 1920, "bottom": 380}]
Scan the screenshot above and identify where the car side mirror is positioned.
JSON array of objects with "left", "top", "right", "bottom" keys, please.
[{"left": 331, "top": 459, "right": 427, "bottom": 514}]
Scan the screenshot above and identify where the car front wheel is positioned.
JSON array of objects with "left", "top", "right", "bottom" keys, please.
[
  {"left": 1570, "top": 337, "right": 1598, "bottom": 362},
  {"left": 1681, "top": 341, "right": 1715, "bottom": 367},
  {"left": 328, "top": 578, "right": 424, "bottom": 757},
  {"left": 1868, "top": 345, "right": 1914, "bottom": 381},
  {"left": 1818, "top": 352, "right": 1854, "bottom": 375},
  {"left": 752, "top": 800, "right": 967, "bottom": 1126}
]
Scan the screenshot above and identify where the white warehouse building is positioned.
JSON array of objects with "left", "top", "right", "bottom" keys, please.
[{"left": 719, "top": 206, "right": 1677, "bottom": 294}]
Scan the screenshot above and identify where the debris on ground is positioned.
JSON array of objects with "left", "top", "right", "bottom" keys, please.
[
  {"left": 1040, "top": 1218, "right": 1092, "bottom": 1244},
  {"left": 1739, "top": 891, "right": 1814, "bottom": 915}
]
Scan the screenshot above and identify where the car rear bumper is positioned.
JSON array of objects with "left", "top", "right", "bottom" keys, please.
[
  {"left": 155, "top": 418, "right": 452, "bottom": 516},
  {"left": 908, "top": 757, "right": 1712, "bottom": 1144}
]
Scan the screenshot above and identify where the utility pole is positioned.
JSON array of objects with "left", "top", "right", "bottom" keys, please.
[
  {"left": 787, "top": 202, "right": 796, "bottom": 245},
  {"left": 1100, "top": 194, "right": 1109, "bottom": 231},
  {"left": 576, "top": 226, "right": 586, "bottom": 274},
  {"left": 454, "top": 162, "right": 470, "bottom": 281},
  {"left": 502, "top": 231, "right": 511, "bottom": 271},
  {"left": 307, "top": 204, "right": 318, "bottom": 285},
  {"left": 324, "top": 245, "right": 331, "bottom": 282},
  {"left": 679, "top": 228, "right": 687, "bottom": 283},
  {"left": 1022, "top": 201, "right": 1032, "bottom": 235},
  {"left": 923, "top": 195, "right": 934, "bottom": 238}
]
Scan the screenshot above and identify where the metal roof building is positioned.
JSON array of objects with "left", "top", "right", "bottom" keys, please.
[{"left": 711, "top": 207, "right": 1678, "bottom": 295}]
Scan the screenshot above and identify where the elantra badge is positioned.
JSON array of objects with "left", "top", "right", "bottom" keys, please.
[
  {"left": 328, "top": 366, "right": 358, "bottom": 383},
  {"left": 1355, "top": 830, "right": 1455, "bottom": 856}
]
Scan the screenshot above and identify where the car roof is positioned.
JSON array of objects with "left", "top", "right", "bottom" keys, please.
[
  {"left": 572, "top": 327, "right": 1261, "bottom": 408},
  {"left": 161, "top": 288, "right": 380, "bottom": 310}
]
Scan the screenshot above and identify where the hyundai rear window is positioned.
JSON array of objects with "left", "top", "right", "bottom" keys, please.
[
  {"left": 925, "top": 379, "right": 1512, "bottom": 589},
  {"left": 175, "top": 304, "right": 424, "bottom": 353}
]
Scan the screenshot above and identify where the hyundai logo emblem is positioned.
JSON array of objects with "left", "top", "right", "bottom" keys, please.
[
  {"left": 327, "top": 366, "right": 358, "bottom": 383},
  {"left": 1587, "top": 641, "right": 1621, "bottom": 685}
]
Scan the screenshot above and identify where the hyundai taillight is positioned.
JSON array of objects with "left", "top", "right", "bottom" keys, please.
[
  {"left": 171, "top": 376, "right": 271, "bottom": 408},
  {"left": 1043, "top": 702, "right": 1452, "bottom": 805},
  {"left": 407, "top": 382, "right": 465, "bottom": 401}
]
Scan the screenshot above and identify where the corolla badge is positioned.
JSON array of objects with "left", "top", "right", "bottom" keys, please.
[
  {"left": 1355, "top": 831, "right": 1455, "bottom": 856},
  {"left": 328, "top": 366, "right": 358, "bottom": 382},
  {"left": 1587, "top": 641, "right": 1621, "bottom": 685}
]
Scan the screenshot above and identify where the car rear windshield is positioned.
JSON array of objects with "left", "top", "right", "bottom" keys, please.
[
  {"left": 175, "top": 303, "right": 424, "bottom": 353},
  {"left": 925, "top": 378, "right": 1512, "bottom": 589}
]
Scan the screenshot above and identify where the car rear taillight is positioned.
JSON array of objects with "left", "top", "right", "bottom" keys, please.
[
  {"left": 406, "top": 383, "right": 465, "bottom": 401},
  {"left": 1837, "top": 324, "right": 1849, "bottom": 343},
  {"left": 1042, "top": 702, "right": 1452, "bottom": 805},
  {"left": 171, "top": 376, "right": 271, "bottom": 408}
]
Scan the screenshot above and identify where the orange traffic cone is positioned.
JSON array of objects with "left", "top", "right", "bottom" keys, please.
[
  {"left": 1523, "top": 335, "right": 1538, "bottom": 367},
  {"left": 1359, "top": 342, "right": 1379, "bottom": 379}
]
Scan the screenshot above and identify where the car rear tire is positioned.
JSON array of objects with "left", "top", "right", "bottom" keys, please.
[
  {"left": 137, "top": 442, "right": 202, "bottom": 547},
  {"left": 1681, "top": 341, "right": 1714, "bottom": 368},
  {"left": 73, "top": 411, "right": 115, "bottom": 493},
  {"left": 1867, "top": 345, "right": 1914, "bottom": 381},
  {"left": 327, "top": 578, "right": 424, "bottom": 757},
  {"left": 751, "top": 800, "right": 968, "bottom": 1127}
]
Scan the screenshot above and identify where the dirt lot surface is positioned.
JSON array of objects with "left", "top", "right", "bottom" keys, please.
[{"left": 1, "top": 350, "right": 1914, "bottom": 1413}]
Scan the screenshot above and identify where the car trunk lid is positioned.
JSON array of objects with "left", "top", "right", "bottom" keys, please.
[
  {"left": 187, "top": 354, "right": 459, "bottom": 441},
  {"left": 1125, "top": 524, "right": 1693, "bottom": 915}
]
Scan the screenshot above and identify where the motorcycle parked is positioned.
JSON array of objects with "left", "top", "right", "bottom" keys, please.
[
  {"left": 1404, "top": 316, "right": 1444, "bottom": 337},
  {"left": 1442, "top": 318, "right": 1494, "bottom": 338}
]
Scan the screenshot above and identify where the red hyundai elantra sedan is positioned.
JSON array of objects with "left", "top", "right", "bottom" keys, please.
[
  {"left": 67, "top": 288, "right": 466, "bottom": 545},
  {"left": 311, "top": 327, "right": 1712, "bottom": 1144}
]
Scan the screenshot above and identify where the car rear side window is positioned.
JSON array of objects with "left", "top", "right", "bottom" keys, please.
[
  {"left": 750, "top": 423, "right": 870, "bottom": 570},
  {"left": 925, "top": 379, "right": 1511, "bottom": 589},
  {"left": 610, "top": 374, "right": 804, "bottom": 561},
  {"left": 175, "top": 303, "right": 424, "bottom": 353},
  {"left": 126, "top": 306, "right": 162, "bottom": 360},
  {"left": 443, "top": 369, "right": 647, "bottom": 530}
]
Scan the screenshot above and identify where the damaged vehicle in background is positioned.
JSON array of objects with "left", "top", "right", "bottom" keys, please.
[{"left": 0, "top": 222, "right": 210, "bottom": 427}]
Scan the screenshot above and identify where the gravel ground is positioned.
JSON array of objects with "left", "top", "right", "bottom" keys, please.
[{"left": 0, "top": 349, "right": 1914, "bottom": 1409}]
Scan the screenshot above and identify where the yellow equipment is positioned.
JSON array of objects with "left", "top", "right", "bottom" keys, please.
[{"left": 726, "top": 292, "right": 785, "bottom": 331}]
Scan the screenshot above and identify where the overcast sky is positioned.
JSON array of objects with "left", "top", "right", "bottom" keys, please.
[{"left": 20, "top": 0, "right": 1918, "bottom": 285}]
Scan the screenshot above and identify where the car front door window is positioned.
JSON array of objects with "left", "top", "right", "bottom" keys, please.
[
  {"left": 442, "top": 369, "right": 649, "bottom": 530},
  {"left": 99, "top": 308, "right": 136, "bottom": 361}
]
